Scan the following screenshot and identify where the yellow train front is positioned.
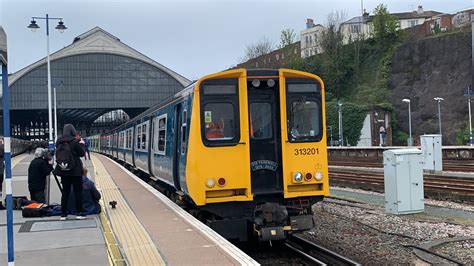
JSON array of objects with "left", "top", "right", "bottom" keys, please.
[{"left": 185, "top": 69, "right": 328, "bottom": 241}]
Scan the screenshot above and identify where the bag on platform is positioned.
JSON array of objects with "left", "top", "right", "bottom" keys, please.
[{"left": 22, "top": 202, "right": 48, "bottom": 218}]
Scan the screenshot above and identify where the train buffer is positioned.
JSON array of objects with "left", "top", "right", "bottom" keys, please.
[{"left": 0, "top": 153, "right": 257, "bottom": 265}]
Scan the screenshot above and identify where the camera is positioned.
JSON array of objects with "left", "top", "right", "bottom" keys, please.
[{"left": 42, "top": 149, "right": 52, "bottom": 161}]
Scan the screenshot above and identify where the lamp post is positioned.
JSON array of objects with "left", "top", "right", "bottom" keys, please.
[
  {"left": 27, "top": 14, "right": 67, "bottom": 151},
  {"left": 434, "top": 97, "right": 444, "bottom": 135},
  {"left": 402, "top": 99, "right": 413, "bottom": 146},
  {"left": 468, "top": 87, "right": 473, "bottom": 146},
  {"left": 337, "top": 101, "right": 343, "bottom": 146}
]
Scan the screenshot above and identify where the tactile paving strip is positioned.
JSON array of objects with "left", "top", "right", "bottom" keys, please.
[{"left": 92, "top": 155, "right": 165, "bottom": 266}]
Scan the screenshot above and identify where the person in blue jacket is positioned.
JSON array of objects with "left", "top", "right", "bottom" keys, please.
[{"left": 68, "top": 168, "right": 101, "bottom": 215}]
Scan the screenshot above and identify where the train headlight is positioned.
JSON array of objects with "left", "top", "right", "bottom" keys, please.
[
  {"left": 206, "top": 178, "right": 215, "bottom": 188},
  {"left": 315, "top": 172, "right": 323, "bottom": 181},
  {"left": 252, "top": 79, "right": 261, "bottom": 87},
  {"left": 293, "top": 172, "right": 303, "bottom": 183}
]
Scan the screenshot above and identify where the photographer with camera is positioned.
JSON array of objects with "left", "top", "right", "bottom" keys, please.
[{"left": 28, "top": 148, "right": 54, "bottom": 203}]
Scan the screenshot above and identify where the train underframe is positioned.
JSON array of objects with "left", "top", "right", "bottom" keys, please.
[{"left": 200, "top": 195, "right": 323, "bottom": 242}]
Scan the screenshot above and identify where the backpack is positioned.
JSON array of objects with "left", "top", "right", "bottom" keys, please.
[
  {"left": 56, "top": 141, "right": 76, "bottom": 171},
  {"left": 22, "top": 202, "right": 48, "bottom": 217}
]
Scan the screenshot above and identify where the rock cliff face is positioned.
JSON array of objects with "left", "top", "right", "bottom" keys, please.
[{"left": 389, "top": 31, "right": 472, "bottom": 145}]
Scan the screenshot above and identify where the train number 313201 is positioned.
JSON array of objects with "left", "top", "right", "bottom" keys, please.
[{"left": 294, "top": 148, "right": 319, "bottom": 156}]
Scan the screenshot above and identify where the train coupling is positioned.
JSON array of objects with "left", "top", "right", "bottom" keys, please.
[{"left": 254, "top": 202, "right": 288, "bottom": 241}]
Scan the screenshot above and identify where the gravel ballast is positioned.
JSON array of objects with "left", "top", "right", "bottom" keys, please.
[{"left": 302, "top": 194, "right": 474, "bottom": 265}]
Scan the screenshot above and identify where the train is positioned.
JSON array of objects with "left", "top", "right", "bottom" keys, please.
[
  {"left": 89, "top": 68, "right": 329, "bottom": 241},
  {"left": 0, "top": 137, "right": 31, "bottom": 156}
]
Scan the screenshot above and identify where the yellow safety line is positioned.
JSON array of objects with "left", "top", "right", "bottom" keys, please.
[
  {"left": 91, "top": 156, "right": 127, "bottom": 266},
  {"left": 92, "top": 154, "right": 165, "bottom": 266}
]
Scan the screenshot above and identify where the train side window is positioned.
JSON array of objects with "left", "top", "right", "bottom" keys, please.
[
  {"left": 136, "top": 126, "right": 141, "bottom": 149},
  {"left": 181, "top": 110, "right": 187, "bottom": 154},
  {"left": 157, "top": 115, "right": 167, "bottom": 154},
  {"left": 142, "top": 124, "right": 147, "bottom": 150}
]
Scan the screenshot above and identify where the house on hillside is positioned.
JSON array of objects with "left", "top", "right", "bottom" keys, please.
[
  {"left": 340, "top": 6, "right": 442, "bottom": 44},
  {"left": 236, "top": 42, "right": 300, "bottom": 69},
  {"left": 300, "top": 19, "right": 324, "bottom": 58}
]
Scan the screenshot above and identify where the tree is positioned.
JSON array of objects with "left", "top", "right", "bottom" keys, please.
[
  {"left": 279, "top": 29, "right": 296, "bottom": 48},
  {"left": 240, "top": 37, "right": 274, "bottom": 62},
  {"left": 372, "top": 4, "right": 399, "bottom": 46}
]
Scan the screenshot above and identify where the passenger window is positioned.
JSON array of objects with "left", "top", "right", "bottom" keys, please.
[
  {"left": 136, "top": 126, "right": 141, "bottom": 149},
  {"left": 142, "top": 124, "right": 147, "bottom": 149},
  {"left": 181, "top": 111, "right": 187, "bottom": 154},
  {"left": 158, "top": 116, "right": 166, "bottom": 153},
  {"left": 249, "top": 102, "right": 273, "bottom": 139},
  {"left": 204, "top": 103, "right": 235, "bottom": 140}
]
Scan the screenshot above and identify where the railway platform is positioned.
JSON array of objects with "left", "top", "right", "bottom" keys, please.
[{"left": 1, "top": 153, "right": 257, "bottom": 265}]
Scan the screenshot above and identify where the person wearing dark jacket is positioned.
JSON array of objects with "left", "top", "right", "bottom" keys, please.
[
  {"left": 28, "top": 148, "right": 54, "bottom": 203},
  {"left": 53, "top": 124, "right": 86, "bottom": 221},
  {"left": 68, "top": 168, "right": 101, "bottom": 215}
]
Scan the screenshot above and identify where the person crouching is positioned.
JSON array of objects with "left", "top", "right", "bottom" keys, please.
[
  {"left": 68, "top": 168, "right": 101, "bottom": 215},
  {"left": 28, "top": 148, "right": 54, "bottom": 203}
]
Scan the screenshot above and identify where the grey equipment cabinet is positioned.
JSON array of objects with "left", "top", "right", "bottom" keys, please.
[
  {"left": 420, "top": 134, "right": 443, "bottom": 172},
  {"left": 383, "top": 149, "right": 425, "bottom": 215}
]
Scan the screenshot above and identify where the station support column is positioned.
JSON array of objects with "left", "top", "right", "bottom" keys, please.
[{"left": 1, "top": 26, "right": 15, "bottom": 266}]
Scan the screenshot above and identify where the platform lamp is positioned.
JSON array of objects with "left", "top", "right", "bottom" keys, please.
[
  {"left": 27, "top": 14, "right": 67, "bottom": 151},
  {"left": 402, "top": 99, "right": 413, "bottom": 146},
  {"left": 433, "top": 97, "right": 444, "bottom": 135}
]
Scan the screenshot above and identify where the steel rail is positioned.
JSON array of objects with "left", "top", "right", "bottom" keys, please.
[{"left": 286, "top": 235, "right": 361, "bottom": 266}]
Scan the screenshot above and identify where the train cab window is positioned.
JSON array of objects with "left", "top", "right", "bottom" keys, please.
[
  {"left": 203, "top": 103, "right": 235, "bottom": 140},
  {"left": 200, "top": 79, "right": 240, "bottom": 147},
  {"left": 286, "top": 80, "right": 322, "bottom": 142},
  {"left": 249, "top": 102, "right": 272, "bottom": 139}
]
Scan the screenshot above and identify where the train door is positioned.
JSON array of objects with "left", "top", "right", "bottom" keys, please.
[
  {"left": 248, "top": 84, "right": 283, "bottom": 195},
  {"left": 172, "top": 104, "right": 183, "bottom": 191}
]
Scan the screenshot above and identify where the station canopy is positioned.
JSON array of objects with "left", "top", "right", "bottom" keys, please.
[{"left": 1, "top": 27, "right": 191, "bottom": 138}]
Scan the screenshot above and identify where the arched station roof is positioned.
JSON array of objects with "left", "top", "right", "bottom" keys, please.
[{"left": 2, "top": 27, "right": 191, "bottom": 136}]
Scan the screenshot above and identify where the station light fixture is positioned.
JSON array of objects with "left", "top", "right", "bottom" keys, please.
[
  {"left": 27, "top": 20, "right": 40, "bottom": 32},
  {"left": 55, "top": 21, "right": 67, "bottom": 33}
]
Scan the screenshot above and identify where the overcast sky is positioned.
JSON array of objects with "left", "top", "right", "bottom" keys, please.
[{"left": 1, "top": 0, "right": 472, "bottom": 80}]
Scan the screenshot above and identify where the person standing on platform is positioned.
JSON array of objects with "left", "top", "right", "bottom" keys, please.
[
  {"left": 0, "top": 142, "right": 5, "bottom": 210},
  {"left": 27, "top": 148, "right": 53, "bottom": 203},
  {"left": 53, "top": 124, "right": 86, "bottom": 221},
  {"left": 84, "top": 137, "right": 90, "bottom": 160}
]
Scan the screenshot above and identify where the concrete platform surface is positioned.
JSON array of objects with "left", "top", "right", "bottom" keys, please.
[
  {"left": 93, "top": 153, "right": 258, "bottom": 265},
  {"left": 0, "top": 154, "right": 108, "bottom": 266}
]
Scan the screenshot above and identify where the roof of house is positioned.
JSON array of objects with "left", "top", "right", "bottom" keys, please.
[{"left": 342, "top": 10, "right": 442, "bottom": 24}]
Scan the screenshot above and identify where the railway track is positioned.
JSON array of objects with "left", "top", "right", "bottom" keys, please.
[
  {"left": 285, "top": 234, "right": 360, "bottom": 265},
  {"left": 329, "top": 158, "right": 474, "bottom": 172},
  {"left": 329, "top": 168, "right": 474, "bottom": 202}
]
